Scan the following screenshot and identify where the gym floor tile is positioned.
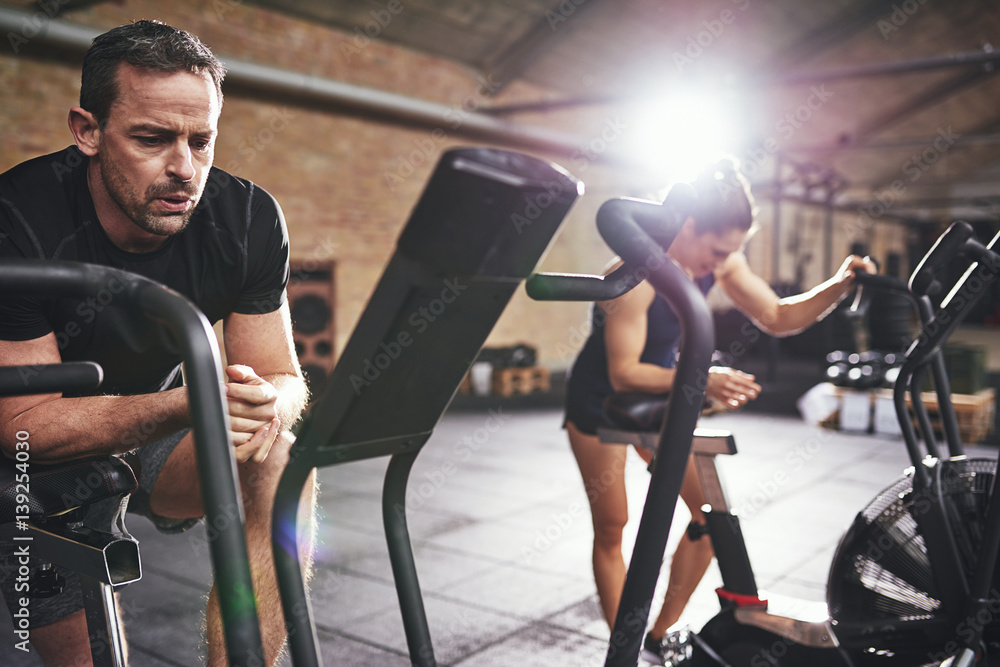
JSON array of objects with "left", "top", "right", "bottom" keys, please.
[
  {"left": 437, "top": 563, "right": 596, "bottom": 618},
  {"left": 545, "top": 596, "right": 609, "bottom": 641},
  {"left": 340, "top": 542, "right": 498, "bottom": 593},
  {"left": 450, "top": 622, "right": 609, "bottom": 666},
  {"left": 340, "top": 594, "right": 527, "bottom": 665},
  {"left": 312, "top": 626, "right": 412, "bottom": 666}
]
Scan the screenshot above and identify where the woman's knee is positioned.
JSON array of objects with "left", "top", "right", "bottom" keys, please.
[{"left": 592, "top": 508, "right": 628, "bottom": 549}]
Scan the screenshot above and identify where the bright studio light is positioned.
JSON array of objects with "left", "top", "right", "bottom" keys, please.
[{"left": 624, "top": 90, "right": 739, "bottom": 182}]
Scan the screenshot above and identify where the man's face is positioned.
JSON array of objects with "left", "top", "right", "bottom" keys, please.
[{"left": 95, "top": 64, "right": 220, "bottom": 239}]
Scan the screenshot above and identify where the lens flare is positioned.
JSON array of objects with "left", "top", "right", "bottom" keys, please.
[{"left": 623, "top": 89, "right": 740, "bottom": 183}]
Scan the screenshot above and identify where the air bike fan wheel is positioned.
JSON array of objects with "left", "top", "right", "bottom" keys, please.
[{"left": 828, "top": 458, "right": 1000, "bottom": 665}]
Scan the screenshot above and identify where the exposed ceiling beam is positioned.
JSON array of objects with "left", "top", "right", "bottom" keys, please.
[
  {"left": 484, "top": 47, "right": 1000, "bottom": 115},
  {"left": 852, "top": 69, "right": 991, "bottom": 141},
  {"left": 760, "top": 0, "right": 911, "bottom": 73},
  {"left": 30, "top": 0, "right": 114, "bottom": 18},
  {"left": 0, "top": 6, "right": 597, "bottom": 161},
  {"left": 785, "top": 131, "right": 1000, "bottom": 153},
  {"left": 470, "top": 0, "right": 932, "bottom": 115},
  {"left": 841, "top": 191, "right": 1000, "bottom": 206},
  {"left": 863, "top": 113, "right": 1000, "bottom": 191},
  {"left": 481, "top": 93, "right": 615, "bottom": 116},
  {"left": 789, "top": 70, "right": 999, "bottom": 194},
  {"left": 480, "top": 0, "right": 610, "bottom": 95},
  {"left": 765, "top": 45, "right": 1000, "bottom": 86}
]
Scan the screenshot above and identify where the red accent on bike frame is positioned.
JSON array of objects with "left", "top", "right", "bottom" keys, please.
[{"left": 716, "top": 588, "right": 768, "bottom": 609}]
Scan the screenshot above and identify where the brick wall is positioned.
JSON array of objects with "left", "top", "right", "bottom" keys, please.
[{"left": 0, "top": 0, "right": 904, "bottom": 372}]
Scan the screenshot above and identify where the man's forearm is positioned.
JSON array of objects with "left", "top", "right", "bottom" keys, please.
[{"left": 3, "top": 387, "right": 189, "bottom": 462}]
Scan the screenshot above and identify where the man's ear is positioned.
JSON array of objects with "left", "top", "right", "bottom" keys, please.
[{"left": 67, "top": 107, "right": 100, "bottom": 157}]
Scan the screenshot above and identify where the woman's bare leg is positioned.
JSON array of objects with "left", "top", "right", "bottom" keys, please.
[
  {"left": 648, "top": 455, "right": 714, "bottom": 639},
  {"left": 567, "top": 421, "right": 631, "bottom": 627}
]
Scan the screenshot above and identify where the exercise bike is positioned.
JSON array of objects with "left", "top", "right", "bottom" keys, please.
[
  {"left": 0, "top": 261, "right": 265, "bottom": 666},
  {"left": 529, "top": 208, "right": 1000, "bottom": 665},
  {"left": 527, "top": 191, "right": 721, "bottom": 666},
  {"left": 668, "top": 221, "right": 1000, "bottom": 667}
]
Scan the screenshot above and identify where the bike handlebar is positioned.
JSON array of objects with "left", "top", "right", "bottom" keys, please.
[
  {"left": 524, "top": 263, "right": 637, "bottom": 301},
  {"left": 0, "top": 361, "right": 102, "bottom": 396},
  {"left": 906, "top": 229, "right": 1000, "bottom": 364},
  {"left": 909, "top": 220, "right": 976, "bottom": 298},
  {"left": 526, "top": 196, "right": 691, "bottom": 302},
  {"left": 0, "top": 259, "right": 265, "bottom": 666},
  {"left": 854, "top": 271, "right": 910, "bottom": 294}
]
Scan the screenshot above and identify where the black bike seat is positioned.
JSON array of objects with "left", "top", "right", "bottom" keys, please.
[
  {"left": 603, "top": 392, "right": 669, "bottom": 433},
  {"left": 0, "top": 453, "right": 140, "bottom": 524}
]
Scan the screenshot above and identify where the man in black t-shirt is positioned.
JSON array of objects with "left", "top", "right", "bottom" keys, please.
[{"left": 0, "top": 21, "right": 311, "bottom": 666}]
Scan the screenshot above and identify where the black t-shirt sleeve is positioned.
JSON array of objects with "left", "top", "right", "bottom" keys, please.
[
  {"left": 0, "top": 194, "right": 54, "bottom": 341},
  {"left": 233, "top": 186, "right": 290, "bottom": 315}
]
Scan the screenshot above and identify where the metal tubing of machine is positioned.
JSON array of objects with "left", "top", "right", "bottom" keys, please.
[
  {"left": 909, "top": 363, "right": 940, "bottom": 461},
  {"left": 959, "top": 473, "right": 1000, "bottom": 656},
  {"left": 384, "top": 452, "right": 437, "bottom": 667},
  {"left": 80, "top": 576, "right": 126, "bottom": 667},
  {"left": 526, "top": 197, "right": 688, "bottom": 304},
  {"left": 893, "top": 365, "right": 930, "bottom": 489},
  {"left": 273, "top": 459, "right": 321, "bottom": 667},
  {"left": 912, "top": 293, "right": 965, "bottom": 457},
  {"left": 139, "top": 283, "right": 265, "bottom": 666},
  {"left": 595, "top": 200, "right": 716, "bottom": 667},
  {"left": 930, "top": 350, "right": 964, "bottom": 457},
  {"left": 704, "top": 511, "right": 759, "bottom": 598},
  {"left": 953, "top": 243, "right": 1000, "bottom": 651},
  {"left": 852, "top": 273, "right": 963, "bottom": 460}
]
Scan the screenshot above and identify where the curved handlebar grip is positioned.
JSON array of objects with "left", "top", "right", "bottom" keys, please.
[
  {"left": 526, "top": 264, "right": 636, "bottom": 301},
  {"left": 909, "top": 220, "right": 975, "bottom": 298},
  {"left": 962, "top": 229, "right": 1000, "bottom": 267},
  {"left": 525, "top": 196, "right": 689, "bottom": 303},
  {"left": 854, "top": 272, "right": 910, "bottom": 293},
  {"left": 0, "top": 361, "right": 102, "bottom": 397},
  {"left": 596, "top": 197, "right": 687, "bottom": 256},
  {"left": 0, "top": 260, "right": 135, "bottom": 299},
  {"left": 902, "top": 225, "right": 1000, "bottom": 367},
  {"left": 851, "top": 271, "right": 921, "bottom": 320}
]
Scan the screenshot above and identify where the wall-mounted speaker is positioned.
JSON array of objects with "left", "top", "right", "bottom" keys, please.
[{"left": 288, "top": 262, "right": 336, "bottom": 401}]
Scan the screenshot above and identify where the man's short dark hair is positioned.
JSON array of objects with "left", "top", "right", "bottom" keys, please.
[{"left": 80, "top": 20, "right": 227, "bottom": 127}]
